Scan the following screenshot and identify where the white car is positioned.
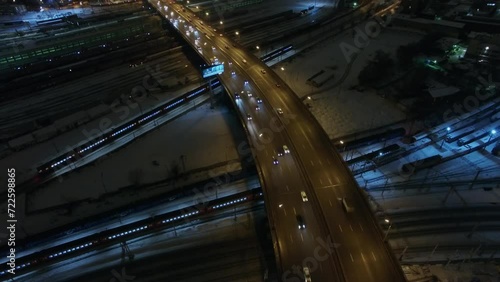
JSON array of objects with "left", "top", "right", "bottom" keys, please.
[
  {"left": 303, "top": 267, "right": 312, "bottom": 282},
  {"left": 276, "top": 108, "right": 284, "bottom": 115},
  {"left": 247, "top": 91, "right": 252, "bottom": 97},
  {"left": 247, "top": 114, "right": 252, "bottom": 121},
  {"left": 301, "top": 191, "right": 308, "bottom": 202},
  {"left": 283, "top": 145, "right": 290, "bottom": 154}
]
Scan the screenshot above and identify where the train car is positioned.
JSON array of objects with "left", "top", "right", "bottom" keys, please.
[
  {"left": 338, "top": 128, "right": 406, "bottom": 151},
  {"left": 35, "top": 81, "right": 217, "bottom": 180},
  {"left": 445, "top": 126, "right": 475, "bottom": 143},
  {"left": 401, "top": 155, "right": 442, "bottom": 174}
]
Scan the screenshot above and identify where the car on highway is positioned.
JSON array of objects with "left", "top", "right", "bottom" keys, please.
[
  {"left": 211, "top": 46, "right": 216, "bottom": 50},
  {"left": 234, "top": 92, "right": 240, "bottom": 99},
  {"left": 242, "top": 59, "right": 247, "bottom": 64},
  {"left": 296, "top": 215, "right": 306, "bottom": 229},
  {"left": 303, "top": 267, "right": 312, "bottom": 282},
  {"left": 276, "top": 108, "right": 283, "bottom": 115},
  {"left": 219, "top": 33, "right": 223, "bottom": 36},
  {"left": 272, "top": 156, "right": 279, "bottom": 165},
  {"left": 255, "top": 105, "right": 260, "bottom": 111},
  {"left": 247, "top": 114, "right": 252, "bottom": 121},
  {"left": 231, "top": 71, "right": 236, "bottom": 75},
  {"left": 256, "top": 97, "right": 262, "bottom": 103},
  {"left": 244, "top": 80, "right": 248, "bottom": 85},
  {"left": 261, "top": 69, "right": 266, "bottom": 74},
  {"left": 247, "top": 91, "right": 252, "bottom": 97},
  {"left": 283, "top": 145, "right": 290, "bottom": 154},
  {"left": 301, "top": 191, "right": 308, "bottom": 202},
  {"left": 276, "top": 83, "right": 281, "bottom": 87}
]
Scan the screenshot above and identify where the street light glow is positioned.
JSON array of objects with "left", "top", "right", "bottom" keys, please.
[
  {"left": 384, "top": 219, "right": 390, "bottom": 223},
  {"left": 256, "top": 46, "right": 260, "bottom": 50},
  {"left": 220, "top": 21, "right": 223, "bottom": 24},
  {"left": 492, "top": 129, "right": 497, "bottom": 135},
  {"left": 235, "top": 31, "right": 239, "bottom": 35},
  {"left": 447, "top": 127, "right": 451, "bottom": 132},
  {"left": 281, "top": 67, "right": 285, "bottom": 71}
]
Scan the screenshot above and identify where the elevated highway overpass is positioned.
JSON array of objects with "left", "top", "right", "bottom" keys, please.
[{"left": 153, "top": 1, "right": 407, "bottom": 281}]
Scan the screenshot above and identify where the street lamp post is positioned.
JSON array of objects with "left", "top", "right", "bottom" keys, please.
[
  {"left": 440, "top": 126, "right": 451, "bottom": 149},
  {"left": 383, "top": 218, "right": 392, "bottom": 241},
  {"left": 487, "top": 129, "right": 496, "bottom": 142},
  {"left": 280, "top": 66, "right": 287, "bottom": 82},
  {"left": 219, "top": 20, "right": 224, "bottom": 33},
  {"left": 235, "top": 31, "right": 240, "bottom": 41}
]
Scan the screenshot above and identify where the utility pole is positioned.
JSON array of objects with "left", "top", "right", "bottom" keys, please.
[
  {"left": 208, "top": 78, "right": 215, "bottom": 109},
  {"left": 469, "top": 170, "right": 481, "bottom": 189},
  {"left": 120, "top": 241, "right": 135, "bottom": 262},
  {"left": 101, "top": 171, "right": 107, "bottom": 193}
]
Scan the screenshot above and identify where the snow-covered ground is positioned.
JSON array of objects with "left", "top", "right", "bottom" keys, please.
[
  {"left": 273, "top": 25, "right": 424, "bottom": 138},
  {"left": 28, "top": 102, "right": 243, "bottom": 210},
  {"left": 269, "top": 17, "right": 500, "bottom": 279},
  {"left": 2, "top": 101, "right": 249, "bottom": 239}
]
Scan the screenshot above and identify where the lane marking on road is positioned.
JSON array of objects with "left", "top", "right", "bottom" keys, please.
[
  {"left": 283, "top": 209, "right": 287, "bottom": 216},
  {"left": 329, "top": 199, "right": 332, "bottom": 207},
  {"left": 319, "top": 178, "right": 323, "bottom": 185},
  {"left": 372, "top": 252, "right": 377, "bottom": 261},
  {"left": 350, "top": 225, "right": 354, "bottom": 231},
  {"left": 350, "top": 253, "right": 354, "bottom": 262},
  {"left": 310, "top": 160, "right": 314, "bottom": 166},
  {"left": 359, "top": 223, "right": 364, "bottom": 232},
  {"left": 339, "top": 225, "right": 343, "bottom": 232},
  {"left": 290, "top": 234, "right": 293, "bottom": 243},
  {"left": 300, "top": 233, "right": 304, "bottom": 242},
  {"left": 293, "top": 207, "right": 297, "bottom": 215},
  {"left": 361, "top": 252, "right": 366, "bottom": 262},
  {"left": 318, "top": 159, "right": 322, "bottom": 165},
  {"left": 280, "top": 166, "right": 283, "bottom": 173},
  {"left": 328, "top": 177, "right": 333, "bottom": 185},
  {"left": 286, "top": 185, "right": 290, "bottom": 192}
]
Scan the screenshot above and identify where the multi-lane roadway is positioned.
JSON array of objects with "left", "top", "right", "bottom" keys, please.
[{"left": 155, "top": 2, "right": 406, "bottom": 281}]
